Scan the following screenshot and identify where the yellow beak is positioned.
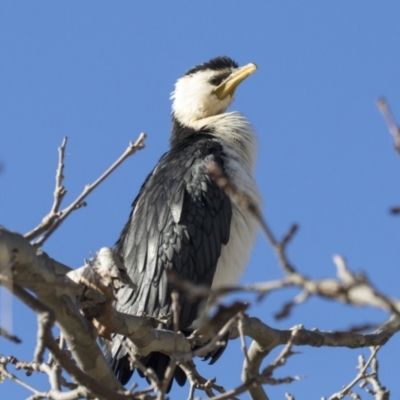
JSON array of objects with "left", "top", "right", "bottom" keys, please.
[{"left": 212, "top": 63, "right": 257, "bottom": 100}]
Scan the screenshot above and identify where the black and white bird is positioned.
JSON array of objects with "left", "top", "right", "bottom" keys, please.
[{"left": 106, "top": 56, "right": 262, "bottom": 388}]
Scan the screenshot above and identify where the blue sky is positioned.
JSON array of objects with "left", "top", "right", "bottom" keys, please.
[{"left": 1, "top": 1, "right": 400, "bottom": 399}]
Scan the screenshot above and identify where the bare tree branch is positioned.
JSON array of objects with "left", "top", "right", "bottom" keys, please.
[
  {"left": 328, "top": 346, "right": 389, "bottom": 400},
  {"left": 23, "top": 138, "right": 68, "bottom": 241},
  {"left": 25, "top": 133, "right": 146, "bottom": 245},
  {"left": 362, "top": 355, "right": 390, "bottom": 400},
  {"left": 5, "top": 225, "right": 397, "bottom": 399},
  {"left": 0, "top": 228, "right": 123, "bottom": 393},
  {"left": 377, "top": 97, "right": 400, "bottom": 155},
  {"left": 0, "top": 356, "right": 42, "bottom": 396},
  {"left": 2, "top": 111, "right": 400, "bottom": 399},
  {"left": 0, "top": 326, "right": 21, "bottom": 343}
]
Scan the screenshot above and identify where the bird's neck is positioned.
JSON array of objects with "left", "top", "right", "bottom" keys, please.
[{"left": 170, "top": 112, "right": 257, "bottom": 173}]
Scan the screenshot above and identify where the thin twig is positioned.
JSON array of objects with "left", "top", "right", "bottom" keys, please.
[
  {"left": 377, "top": 98, "right": 400, "bottom": 155},
  {"left": 158, "top": 291, "right": 180, "bottom": 397},
  {"left": 51, "top": 137, "right": 68, "bottom": 215},
  {"left": 238, "top": 314, "right": 250, "bottom": 365},
  {"left": 261, "top": 327, "right": 301, "bottom": 378},
  {"left": 171, "top": 291, "right": 180, "bottom": 352},
  {"left": 8, "top": 284, "right": 134, "bottom": 400},
  {"left": 0, "top": 326, "right": 21, "bottom": 343},
  {"left": 122, "top": 340, "right": 161, "bottom": 393},
  {"left": 157, "top": 290, "right": 181, "bottom": 400},
  {"left": 185, "top": 314, "right": 240, "bottom": 362},
  {"left": 207, "top": 162, "right": 297, "bottom": 274},
  {"left": 178, "top": 361, "right": 217, "bottom": 398},
  {"left": 24, "top": 138, "right": 68, "bottom": 241},
  {"left": 26, "top": 133, "right": 146, "bottom": 246},
  {"left": 0, "top": 357, "right": 41, "bottom": 396},
  {"left": 329, "top": 347, "right": 380, "bottom": 400}
]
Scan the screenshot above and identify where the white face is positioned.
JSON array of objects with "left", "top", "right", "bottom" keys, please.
[{"left": 171, "top": 68, "right": 235, "bottom": 128}]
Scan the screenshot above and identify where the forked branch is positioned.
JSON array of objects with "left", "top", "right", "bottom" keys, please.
[{"left": 25, "top": 133, "right": 146, "bottom": 246}]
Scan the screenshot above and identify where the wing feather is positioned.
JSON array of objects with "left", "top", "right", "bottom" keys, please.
[{"left": 109, "top": 133, "right": 232, "bottom": 381}]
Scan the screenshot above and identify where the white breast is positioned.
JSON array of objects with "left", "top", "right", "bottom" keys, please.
[
  {"left": 189, "top": 112, "right": 261, "bottom": 328},
  {"left": 203, "top": 112, "right": 262, "bottom": 289},
  {"left": 211, "top": 158, "right": 261, "bottom": 289},
  {"left": 191, "top": 156, "right": 261, "bottom": 329}
]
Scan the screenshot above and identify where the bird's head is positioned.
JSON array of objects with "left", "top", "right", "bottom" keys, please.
[{"left": 171, "top": 56, "right": 257, "bottom": 129}]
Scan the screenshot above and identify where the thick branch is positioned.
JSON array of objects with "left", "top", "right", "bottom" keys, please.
[
  {"left": 228, "top": 315, "right": 398, "bottom": 400},
  {"left": 2, "top": 226, "right": 399, "bottom": 399},
  {"left": 0, "top": 227, "right": 122, "bottom": 392}
]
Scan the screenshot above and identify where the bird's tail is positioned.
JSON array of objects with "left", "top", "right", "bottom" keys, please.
[
  {"left": 99, "top": 334, "right": 134, "bottom": 385},
  {"left": 100, "top": 334, "right": 186, "bottom": 392},
  {"left": 100, "top": 330, "right": 228, "bottom": 391},
  {"left": 138, "top": 352, "right": 187, "bottom": 391}
]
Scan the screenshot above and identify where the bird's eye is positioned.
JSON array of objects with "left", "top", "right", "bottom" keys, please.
[{"left": 209, "top": 76, "right": 225, "bottom": 86}]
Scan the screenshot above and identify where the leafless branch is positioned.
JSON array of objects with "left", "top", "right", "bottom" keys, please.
[
  {"left": 51, "top": 137, "right": 68, "bottom": 215},
  {"left": 8, "top": 284, "right": 143, "bottom": 400},
  {"left": 1, "top": 355, "right": 88, "bottom": 400},
  {"left": 25, "top": 133, "right": 146, "bottom": 245},
  {"left": 178, "top": 361, "right": 225, "bottom": 399},
  {"left": 0, "top": 326, "right": 21, "bottom": 343},
  {"left": 171, "top": 290, "right": 180, "bottom": 351},
  {"left": 121, "top": 341, "right": 161, "bottom": 393},
  {"left": 228, "top": 314, "right": 398, "bottom": 400},
  {"left": 206, "top": 161, "right": 296, "bottom": 273},
  {"left": 261, "top": 327, "right": 301, "bottom": 380},
  {"left": 0, "top": 228, "right": 124, "bottom": 394},
  {"left": 157, "top": 291, "right": 180, "bottom": 397},
  {"left": 328, "top": 347, "right": 385, "bottom": 400},
  {"left": 360, "top": 348, "right": 390, "bottom": 400},
  {"left": 3, "top": 128, "right": 400, "bottom": 400},
  {"left": 377, "top": 97, "right": 400, "bottom": 155},
  {"left": 238, "top": 313, "right": 251, "bottom": 365},
  {"left": 24, "top": 138, "right": 68, "bottom": 241},
  {"left": 207, "top": 159, "right": 400, "bottom": 320},
  {"left": 0, "top": 356, "right": 39, "bottom": 395}
]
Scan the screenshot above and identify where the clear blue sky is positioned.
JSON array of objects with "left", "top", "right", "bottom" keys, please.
[{"left": 1, "top": 2, "right": 400, "bottom": 399}]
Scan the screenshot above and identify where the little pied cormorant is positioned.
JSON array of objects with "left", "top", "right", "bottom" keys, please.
[{"left": 105, "top": 56, "right": 262, "bottom": 389}]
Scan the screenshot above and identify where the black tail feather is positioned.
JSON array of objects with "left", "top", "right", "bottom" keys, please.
[
  {"left": 113, "top": 354, "right": 134, "bottom": 385},
  {"left": 202, "top": 331, "right": 229, "bottom": 365},
  {"left": 138, "top": 352, "right": 186, "bottom": 392},
  {"left": 105, "top": 331, "right": 229, "bottom": 392}
]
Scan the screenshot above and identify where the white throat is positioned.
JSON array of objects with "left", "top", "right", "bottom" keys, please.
[
  {"left": 171, "top": 69, "right": 234, "bottom": 128},
  {"left": 198, "top": 112, "right": 257, "bottom": 174}
]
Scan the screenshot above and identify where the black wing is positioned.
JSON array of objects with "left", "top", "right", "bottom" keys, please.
[{"left": 108, "top": 133, "right": 232, "bottom": 384}]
